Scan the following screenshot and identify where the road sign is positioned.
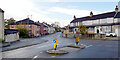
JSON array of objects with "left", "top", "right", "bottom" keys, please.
[{"left": 53, "top": 38, "right": 57, "bottom": 50}]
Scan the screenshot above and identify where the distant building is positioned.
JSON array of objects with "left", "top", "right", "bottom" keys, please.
[
  {"left": 70, "top": 6, "right": 120, "bottom": 37},
  {"left": 36, "top": 21, "right": 49, "bottom": 35},
  {"left": 10, "top": 18, "right": 40, "bottom": 37}
]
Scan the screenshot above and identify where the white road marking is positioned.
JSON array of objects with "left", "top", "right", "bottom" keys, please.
[
  {"left": 33, "top": 56, "right": 38, "bottom": 59},
  {"left": 85, "top": 45, "right": 93, "bottom": 48},
  {"left": 38, "top": 45, "right": 48, "bottom": 48},
  {"left": 51, "top": 56, "right": 56, "bottom": 58},
  {"left": 40, "top": 52, "right": 42, "bottom": 53}
]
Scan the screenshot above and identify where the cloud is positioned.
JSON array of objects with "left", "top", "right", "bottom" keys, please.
[
  {"left": 0, "top": 0, "right": 116, "bottom": 27},
  {"left": 49, "top": 7, "right": 100, "bottom": 17},
  {"left": 30, "top": 0, "right": 118, "bottom": 2}
]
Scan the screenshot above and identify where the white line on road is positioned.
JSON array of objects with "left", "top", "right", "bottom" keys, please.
[
  {"left": 86, "top": 45, "right": 93, "bottom": 48},
  {"left": 51, "top": 56, "right": 56, "bottom": 58},
  {"left": 33, "top": 56, "right": 38, "bottom": 59},
  {"left": 40, "top": 52, "right": 42, "bottom": 53},
  {"left": 38, "top": 45, "right": 48, "bottom": 48}
]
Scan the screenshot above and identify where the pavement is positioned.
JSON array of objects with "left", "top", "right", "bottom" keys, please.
[
  {"left": 1, "top": 36, "right": 48, "bottom": 52},
  {"left": 1, "top": 32, "right": 119, "bottom": 59}
]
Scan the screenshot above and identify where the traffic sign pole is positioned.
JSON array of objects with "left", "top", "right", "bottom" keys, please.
[{"left": 53, "top": 38, "right": 57, "bottom": 50}]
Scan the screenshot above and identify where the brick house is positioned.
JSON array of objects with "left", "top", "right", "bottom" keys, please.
[{"left": 10, "top": 18, "right": 40, "bottom": 37}]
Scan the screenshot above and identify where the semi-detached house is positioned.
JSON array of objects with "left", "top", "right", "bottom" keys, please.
[
  {"left": 10, "top": 18, "right": 40, "bottom": 37},
  {"left": 70, "top": 6, "right": 120, "bottom": 37}
]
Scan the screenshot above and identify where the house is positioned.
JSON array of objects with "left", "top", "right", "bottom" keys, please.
[
  {"left": 0, "top": 8, "right": 19, "bottom": 42},
  {"left": 36, "top": 21, "right": 48, "bottom": 35},
  {"left": 70, "top": 5, "right": 120, "bottom": 37},
  {"left": 45, "top": 23, "right": 55, "bottom": 34},
  {"left": 10, "top": 18, "right": 40, "bottom": 37},
  {"left": 0, "top": 8, "right": 4, "bottom": 40}
]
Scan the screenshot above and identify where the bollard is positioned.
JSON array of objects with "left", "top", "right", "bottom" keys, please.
[
  {"left": 75, "top": 37, "right": 79, "bottom": 45},
  {"left": 53, "top": 38, "right": 57, "bottom": 50}
]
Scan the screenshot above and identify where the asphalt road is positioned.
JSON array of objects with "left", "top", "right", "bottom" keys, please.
[{"left": 2, "top": 32, "right": 119, "bottom": 58}]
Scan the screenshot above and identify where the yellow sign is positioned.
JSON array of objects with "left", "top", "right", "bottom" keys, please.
[
  {"left": 76, "top": 37, "right": 79, "bottom": 42},
  {"left": 53, "top": 38, "right": 57, "bottom": 50}
]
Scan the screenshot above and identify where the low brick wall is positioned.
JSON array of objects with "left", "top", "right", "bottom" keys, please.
[
  {"left": 62, "top": 33, "right": 74, "bottom": 38},
  {"left": 62, "top": 33, "right": 106, "bottom": 39}
]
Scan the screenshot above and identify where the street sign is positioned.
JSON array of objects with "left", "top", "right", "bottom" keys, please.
[{"left": 53, "top": 38, "right": 57, "bottom": 50}]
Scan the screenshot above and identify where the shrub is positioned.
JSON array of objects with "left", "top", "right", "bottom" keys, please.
[
  {"left": 18, "top": 27, "right": 30, "bottom": 38},
  {"left": 0, "top": 39, "right": 5, "bottom": 42}
]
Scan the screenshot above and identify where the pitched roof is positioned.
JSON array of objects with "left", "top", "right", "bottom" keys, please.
[
  {"left": 10, "top": 18, "right": 40, "bottom": 26},
  {"left": 70, "top": 11, "right": 120, "bottom": 23},
  {"left": 41, "top": 23, "right": 48, "bottom": 27},
  {"left": 4, "top": 29, "right": 19, "bottom": 35},
  {"left": 0, "top": 8, "right": 4, "bottom": 13}
]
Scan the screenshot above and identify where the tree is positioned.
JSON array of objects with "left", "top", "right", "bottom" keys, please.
[
  {"left": 18, "top": 27, "right": 30, "bottom": 38},
  {"left": 77, "top": 24, "right": 88, "bottom": 35},
  {"left": 5, "top": 18, "right": 16, "bottom": 29}
]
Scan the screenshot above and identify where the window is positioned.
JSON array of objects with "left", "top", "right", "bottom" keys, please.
[
  {"left": 11, "top": 25, "right": 14, "bottom": 28},
  {"left": 29, "top": 25, "right": 32, "bottom": 28},
  {"left": 37, "top": 26, "right": 40, "bottom": 28}
]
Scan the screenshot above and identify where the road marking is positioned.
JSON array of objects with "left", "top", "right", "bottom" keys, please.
[
  {"left": 51, "top": 56, "right": 56, "bottom": 58},
  {"left": 38, "top": 45, "right": 48, "bottom": 48},
  {"left": 86, "top": 45, "right": 93, "bottom": 48},
  {"left": 33, "top": 56, "right": 38, "bottom": 59},
  {"left": 40, "top": 52, "right": 42, "bottom": 53}
]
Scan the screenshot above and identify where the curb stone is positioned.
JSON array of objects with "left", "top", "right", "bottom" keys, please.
[{"left": 46, "top": 49, "right": 69, "bottom": 55}]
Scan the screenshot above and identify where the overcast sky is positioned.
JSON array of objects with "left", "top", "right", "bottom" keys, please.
[{"left": 0, "top": 0, "right": 119, "bottom": 27}]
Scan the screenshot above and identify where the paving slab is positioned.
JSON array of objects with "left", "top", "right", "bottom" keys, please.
[{"left": 2, "top": 38, "right": 48, "bottom": 52}]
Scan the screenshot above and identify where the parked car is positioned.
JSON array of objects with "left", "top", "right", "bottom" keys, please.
[{"left": 106, "top": 32, "right": 117, "bottom": 37}]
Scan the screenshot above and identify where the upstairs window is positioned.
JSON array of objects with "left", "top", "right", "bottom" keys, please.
[
  {"left": 11, "top": 25, "right": 14, "bottom": 28},
  {"left": 37, "top": 26, "right": 40, "bottom": 28},
  {"left": 29, "top": 25, "right": 32, "bottom": 28}
]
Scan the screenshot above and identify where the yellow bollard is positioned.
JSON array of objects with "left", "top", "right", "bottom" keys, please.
[
  {"left": 53, "top": 38, "right": 57, "bottom": 50},
  {"left": 75, "top": 37, "right": 79, "bottom": 45}
]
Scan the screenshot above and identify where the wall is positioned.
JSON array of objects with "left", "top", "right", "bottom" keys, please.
[
  {"left": 5, "top": 33, "right": 19, "bottom": 42},
  {"left": 0, "top": 12, "right": 4, "bottom": 39},
  {"left": 114, "top": 25, "right": 120, "bottom": 37}
]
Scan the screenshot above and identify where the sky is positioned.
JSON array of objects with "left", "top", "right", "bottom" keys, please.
[{"left": 0, "top": 0, "right": 119, "bottom": 27}]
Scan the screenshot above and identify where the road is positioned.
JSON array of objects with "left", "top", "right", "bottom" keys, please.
[{"left": 2, "top": 32, "right": 119, "bottom": 58}]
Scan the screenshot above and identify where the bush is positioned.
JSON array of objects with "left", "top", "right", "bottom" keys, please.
[
  {"left": 80, "top": 32, "right": 84, "bottom": 35},
  {"left": 18, "top": 28, "right": 30, "bottom": 38},
  {"left": 0, "top": 39, "right": 5, "bottom": 42}
]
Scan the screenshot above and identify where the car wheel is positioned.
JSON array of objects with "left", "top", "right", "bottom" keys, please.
[{"left": 110, "top": 34, "right": 113, "bottom": 37}]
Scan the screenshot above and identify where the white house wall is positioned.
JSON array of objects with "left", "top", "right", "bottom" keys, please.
[
  {"left": 93, "top": 20, "right": 99, "bottom": 24},
  {"left": 107, "top": 18, "right": 114, "bottom": 23},
  {"left": 0, "top": 12, "right": 4, "bottom": 39},
  {"left": 100, "top": 18, "right": 107, "bottom": 24}
]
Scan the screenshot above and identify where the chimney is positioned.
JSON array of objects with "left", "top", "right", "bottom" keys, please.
[
  {"left": 74, "top": 15, "right": 76, "bottom": 20},
  {"left": 115, "top": 5, "right": 119, "bottom": 12},
  {"left": 90, "top": 11, "right": 93, "bottom": 17}
]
